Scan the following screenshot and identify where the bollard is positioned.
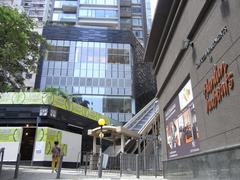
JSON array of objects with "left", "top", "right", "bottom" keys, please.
[
  {"left": 98, "top": 154, "right": 103, "bottom": 178},
  {"left": 84, "top": 153, "right": 88, "bottom": 176},
  {"left": 14, "top": 153, "right": 21, "bottom": 179},
  {"left": 154, "top": 154, "right": 157, "bottom": 178},
  {"left": 0, "top": 148, "right": 5, "bottom": 176},
  {"left": 56, "top": 154, "right": 64, "bottom": 179},
  {"left": 136, "top": 154, "right": 139, "bottom": 179},
  {"left": 119, "top": 152, "right": 122, "bottom": 177}
]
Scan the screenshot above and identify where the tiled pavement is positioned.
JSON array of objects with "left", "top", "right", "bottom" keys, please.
[{"left": 0, "top": 165, "right": 165, "bottom": 180}]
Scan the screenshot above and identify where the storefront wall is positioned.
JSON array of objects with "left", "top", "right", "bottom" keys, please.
[
  {"left": 155, "top": 0, "right": 240, "bottom": 179},
  {"left": 0, "top": 126, "right": 82, "bottom": 165}
]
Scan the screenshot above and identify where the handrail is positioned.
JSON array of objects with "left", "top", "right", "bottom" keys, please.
[{"left": 0, "top": 148, "right": 5, "bottom": 176}]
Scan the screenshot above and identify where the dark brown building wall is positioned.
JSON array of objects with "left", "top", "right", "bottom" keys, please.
[{"left": 147, "top": 0, "right": 240, "bottom": 179}]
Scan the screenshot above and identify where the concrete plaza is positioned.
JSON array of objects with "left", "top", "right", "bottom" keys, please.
[{"left": 0, "top": 165, "right": 165, "bottom": 180}]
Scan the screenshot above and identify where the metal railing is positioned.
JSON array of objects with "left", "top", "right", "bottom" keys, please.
[
  {"left": 0, "top": 148, "right": 5, "bottom": 176},
  {"left": 78, "top": 152, "right": 162, "bottom": 178},
  {"left": 12, "top": 152, "right": 64, "bottom": 179}
]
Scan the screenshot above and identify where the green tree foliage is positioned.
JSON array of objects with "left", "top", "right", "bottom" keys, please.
[{"left": 0, "top": 6, "right": 46, "bottom": 92}]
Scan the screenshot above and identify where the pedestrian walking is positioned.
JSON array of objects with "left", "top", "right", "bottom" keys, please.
[{"left": 51, "top": 141, "right": 61, "bottom": 173}]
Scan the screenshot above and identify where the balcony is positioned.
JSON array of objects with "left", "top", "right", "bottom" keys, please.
[
  {"left": 60, "top": 14, "right": 77, "bottom": 22},
  {"left": 120, "top": 11, "right": 131, "bottom": 18},
  {"left": 54, "top": 1, "right": 77, "bottom": 13},
  {"left": 120, "top": 0, "right": 131, "bottom": 7},
  {"left": 120, "top": 23, "right": 132, "bottom": 30}
]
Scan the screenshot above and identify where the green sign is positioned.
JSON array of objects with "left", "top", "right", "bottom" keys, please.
[
  {"left": 0, "top": 128, "right": 21, "bottom": 142},
  {"left": 0, "top": 92, "right": 111, "bottom": 123},
  {"left": 44, "top": 128, "right": 62, "bottom": 155},
  {"left": 36, "top": 128, "right": 48, "bottom": 142}
]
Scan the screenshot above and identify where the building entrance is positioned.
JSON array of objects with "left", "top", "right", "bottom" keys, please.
[{"left": 20, "top": 128, "right": 36, "bottom": 161}]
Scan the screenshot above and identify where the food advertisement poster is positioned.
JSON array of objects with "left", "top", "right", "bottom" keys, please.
[{"left": 164, "top": 79, "right": 200, "bottom": 159}]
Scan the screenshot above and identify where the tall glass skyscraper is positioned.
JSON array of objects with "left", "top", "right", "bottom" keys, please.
[{"left": 36, "top": 0, "right": 156, "bottom": 124}]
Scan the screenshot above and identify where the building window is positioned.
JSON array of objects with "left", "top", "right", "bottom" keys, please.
[
  {"left": 132, "top": 18, "right": 142, "bottom": 26},
  {"left": 79, "top": 9, "right": 118, "bottom": 18},
  {"left": 120, "top": 18, "right": 131, "bottom": 24},
  {"left": 132, "top": 7, "right": 142, "bottom": 13},
  {"left": 25, "top": 73, "right": 32, "bottom": 79},
  {"left": 103, "top": 97, "right": 131, "bottom": 113},
  {"left": 47, "top": 46, "right": 70, "bottom": 61},
  {"left": 80, "top": 0, "right": 117, "bottom": 5},
  {"left": 132, "top": 0, "right": 141, "bottom": 4},
  {"left": 75, "top": 95, "right": 132, "bottom": 114},
  {"left": 107, "top": 48, "right": 130, "bottom": 64},
  {"left": 133, "top": 30, "right": 143, "bottom": 38},
  {"left": 120, "top": 7, "right": 131, "bottom": 13}
]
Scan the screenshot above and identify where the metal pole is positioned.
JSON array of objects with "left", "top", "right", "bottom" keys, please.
[
  {"left": 136, "top": 154, "right": 139, "bottom": 179},
  {"left": 84, "top": 153, "right": 88, "bottom": 176},
  {"left": 98, "top": 154, "right": 103, "bottom": 178},
  {"left": 98, "top": 125, "right": 103, "bottom": 178},
  {"left": 0, "top": 148, "right": 5, "bottom": 176},
  {"left": 56, "top": 154, "right": 64, "bottom": 179},
  {"left": 143, "top": 138, "right": 146, "bottom": 172},
  {"left": 120, "top": 152, "right": 122, "bottom": 177},
  {"left": 154, "top": 136, "right": 157, "bottom": 178},
  {"left": 14, "top": 153, "right": 21, "bottom": 179},
  {"left": 162, "top": 161, "right": 166, "bottom": 178}
]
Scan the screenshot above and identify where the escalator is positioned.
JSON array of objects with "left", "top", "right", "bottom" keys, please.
[
  {"left": 123, "top": 98, "right": 159, "bottom": 153},
  {"left": 124, "top": 98, "right": 158, "bottom": 133},
  {"left": 102, "top": 98, "right": 159, "bottom": 155}
]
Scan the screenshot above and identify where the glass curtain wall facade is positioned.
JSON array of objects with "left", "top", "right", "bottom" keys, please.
[
  {"left": 40, "top": 39, "right": 134, "bottom": 123},
  {"left": 37, "top": 0, "right": 155, "bottom": 124}
]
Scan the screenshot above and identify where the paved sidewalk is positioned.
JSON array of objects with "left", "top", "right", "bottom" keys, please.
[{"left": 0, "top": 165, "right": 165, "bottom": 180}]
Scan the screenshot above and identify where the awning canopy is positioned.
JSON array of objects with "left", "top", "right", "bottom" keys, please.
[{"left": 88, "top": 125, "right": 139, "bottom": 141}]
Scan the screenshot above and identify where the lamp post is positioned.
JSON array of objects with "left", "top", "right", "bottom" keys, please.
[{"left": 98, "top": 118, "right": 106, "bottom": 178}]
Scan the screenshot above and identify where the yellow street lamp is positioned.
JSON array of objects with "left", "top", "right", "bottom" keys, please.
[
  {"left": 98, "top": 118, "right": 105, "bottom": 178},
  {"left": 98, "top": 118, "right": 106, "bottom": 126}
]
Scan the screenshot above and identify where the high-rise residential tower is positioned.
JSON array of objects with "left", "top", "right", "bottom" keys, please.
[
  {"left": 0, "top": 0, "right": 22, "bottom": 7},
  {"left": 144, "top": 0, "right": 152, "bottom": 35},
  {"left": 36, "top": 0, "right": 156, "bottom": 124},
  {"left": 49, "top": 0, "right": 148, "bottom": 45},
  {"left": 22, "top": 0, "right": 53, "bottom": 24}
]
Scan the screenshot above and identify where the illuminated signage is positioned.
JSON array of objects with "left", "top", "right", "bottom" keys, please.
[
  {"left": 196, "top": 26, "right": 228, "bottom": 68},
  {"left": 203, "top": 62, "right": 234, "bottom": 113}
]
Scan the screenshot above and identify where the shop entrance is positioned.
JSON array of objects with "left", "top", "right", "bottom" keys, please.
[{"left": 20, "top": 128, "right": 36, "bottom": 161}]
